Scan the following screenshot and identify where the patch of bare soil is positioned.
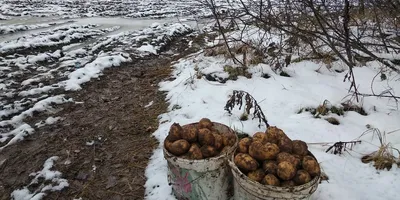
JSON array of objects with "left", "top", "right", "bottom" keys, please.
[{"left": 0, "top": 35, "right": 203, "bottom": 200}]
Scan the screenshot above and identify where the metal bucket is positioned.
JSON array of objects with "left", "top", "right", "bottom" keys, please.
[
  {"left": 228, "top": 152, "right": 320, "bottom": 200},
  {"left": 163, "top": 122, "right": 238, "bottom": 200}
]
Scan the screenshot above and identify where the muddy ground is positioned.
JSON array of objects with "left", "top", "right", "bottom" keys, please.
[{"left": 0, "top": 35, "right": 203, "bottom": 200}]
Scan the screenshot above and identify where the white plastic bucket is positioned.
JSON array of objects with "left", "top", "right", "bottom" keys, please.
[
  {"left": 228, "top": 152, "right": 320, "bottom": 200},
  {"left": 163, "top": 122, "right": 238, "bottom": 200}
]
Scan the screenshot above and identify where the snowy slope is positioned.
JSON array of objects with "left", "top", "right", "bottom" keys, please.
[{"left": 145, "top": 51, "right": 400, "bottom": 199}]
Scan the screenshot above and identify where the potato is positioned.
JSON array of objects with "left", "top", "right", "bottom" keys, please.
[
  {"left": 198, "top": 128, "right": 215, "bottom": 146},
  {"left": 262, "top": 160, "right": 278, "bottom": 175},
  {"left": 292, "top": 140, "right": 308, "bottom": 156},
  {"left": 200, "top": 145, "right": 218, "bottom": 158},
  {"left": 222, "top": 132, "right": 236, "bottom": 147},
  {"left": 234, "top": 153, "right": 259, "bottom": 172},
  {"left": 281, "top": 180, "right": 296, "bottom": 187},
  {"left": 164, "top": 135, "right": 174, "bottom": 152},
  {"left": 277, "top": 161, "right": 297, "bottom": 181},
  {"left": 293, "top": 170, "right": 312, "bottom": 185},
  {"left": 262, "top": 143, "right": 280, "bottom": 160},
  {"left": 212, "top": 132, "right": 224, "bottom": 150},
  {"left": 168, "top": 123, "right": 183, "bottom": 142},
  {"left": 302, "top": 156, "right": 320, "bottom": 177},
  {"left": 265, "top": 126, "right": 286, "bottom": 144},
  {"left": 247, "top": 169, "right": 266, "bottom": 183},
  {"left": 294, "top": 156, "right": 302, "bottom": 169},
  {"left": 188, "top": 143, "right": 203, "bottom": 159},
  {"left": 238, "top": 137, "right": 252, "bottom": 153},
  {"left": 167, "top": 139, "right": 191, "bottom": 156},
  {"left": 276, "top": 152, "right": 300, "bottom": 168},
  {"left": 182, "top": 125, "right": 198, "bottom": 143},
  {"left": 293, "top": 154, "right": 304, "bottom": 167},
  {"left": 198, "top": 118, "right": 213, "bottom": 129},
  {"left": 249, "top": 141, "right": 280, "bottom": 161},
  {"left": 262, "top": 174, "right": 280, "bottom": 186},
  {"left": 277, "top": 136, "right": 293, "bottom": 153},
  {"left": 253, "top": 132, "right": 267, "bottom": 144}
]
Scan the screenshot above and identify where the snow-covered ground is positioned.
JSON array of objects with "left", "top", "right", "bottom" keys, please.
[
  {"left": 0, "top": 0, "right": 212, "bottom": 20},
  {"left": 1, "top": 1, "right": 399, "bottom": 199},
  {"left": 144, "top": 40, "right": 400, "bottom": 199}
]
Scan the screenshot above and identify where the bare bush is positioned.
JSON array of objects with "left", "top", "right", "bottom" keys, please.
[{"left": 201, "top": 0, "right": 400, "bottom": 103}]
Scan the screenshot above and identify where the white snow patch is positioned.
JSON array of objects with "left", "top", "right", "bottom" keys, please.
[
  {"left": 63, "top": 53, "right": 131, "bottom": 91},
  {"left": 86, "top": 140, "right": 95, "bottom": 146},
  {"left": 0, "top": 95, "right": 71, "bottom": 126},
  {"left": 0, "top": 14, "right": 11, "bottom": 20},
  {"left": 11, "top": 156, "right": 69, "bottom": 200},
  {"left": 18, "top": 85, "right": 60, "bottom": 97},
  {"left": 144, "top": 101, "right": 154, "bottom": 108},
  {"left": 137, "top": 44, "right": 158, "bottom": 54},
  {"left": 0, "top": 95, "right": 72, "bottom": 150},
  {"left": 35, "top": 116, "right": 61, "bottom": 128}
]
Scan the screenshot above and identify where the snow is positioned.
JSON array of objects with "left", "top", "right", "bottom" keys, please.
[
  {"left": 145, "top": 101, "right": 154, "bottom": 108},
  {"left": 0, "top": 14, "right": 11, "bottom": 20},
  {"left": 11, "top": 156, "right": 69, "bottom": 200},
  {"left": 0, "top": 95, "right": 72, "bottom": 151},
  {"left": 86, "top": 140, "right": 95, "bottom": 146},
  {"left": 0, "top": 22, "right": 69, "bottom": 35},
  {"left": 0, "top": 0, "right": 212, "bottom": 20},
  {"left": 63, "top": 53, "right": 132, "bottom": 90},
  {"left": 0, "top": 24, "right": 112, "bottom": 53},
  {"left": 35, "top": 116, "right": 61, "bottom": 128},
  {"left": 137, "top": 44, "right": 158, "bottom": 55},
  {"left": 144, "top": 51, "right": 400, "bottom": 200}
]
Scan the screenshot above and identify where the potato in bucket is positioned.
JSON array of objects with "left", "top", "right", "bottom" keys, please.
[
  {"left": 163, "top": 119, "right": 238, "bottom": 200},
  {"left": 229, "top": 126, "right": 321, "bottom": 199}
]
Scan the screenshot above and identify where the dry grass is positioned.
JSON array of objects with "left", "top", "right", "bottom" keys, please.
[
  {"left": 204, "top": 43, "right": 265, "bottom": 66},
  {"left": 223, "top": 65, "right": 252, "bottom": 80},
  {"left": 360, "top": 128, "right": 400, "bottom": 170},
  {"left": 298, "top": 99, "right": 366, "bottom": 118}
]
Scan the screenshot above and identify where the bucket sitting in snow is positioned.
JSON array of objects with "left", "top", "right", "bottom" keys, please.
[
  {"left": 228, "top": 152, "right": 320, "bottom": 200},
  {"left": 163, "top": 122, "right": 238, "bottom": 200}
]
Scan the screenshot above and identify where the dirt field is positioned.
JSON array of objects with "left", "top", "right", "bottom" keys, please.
[{"left": 0, "top": 35, "right": 202, "bottom": 200}]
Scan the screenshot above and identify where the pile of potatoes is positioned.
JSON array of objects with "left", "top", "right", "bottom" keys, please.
[
  {"left": 234, "top": 126, "right": 320, "bottom": 187},
  {"left": 164, "top": 118, "right": 236, "bottom": 159}
]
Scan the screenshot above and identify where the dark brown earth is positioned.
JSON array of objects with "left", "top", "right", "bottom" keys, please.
[{"left": 0, "top": 35, "right": 203, "bottom": 200}]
